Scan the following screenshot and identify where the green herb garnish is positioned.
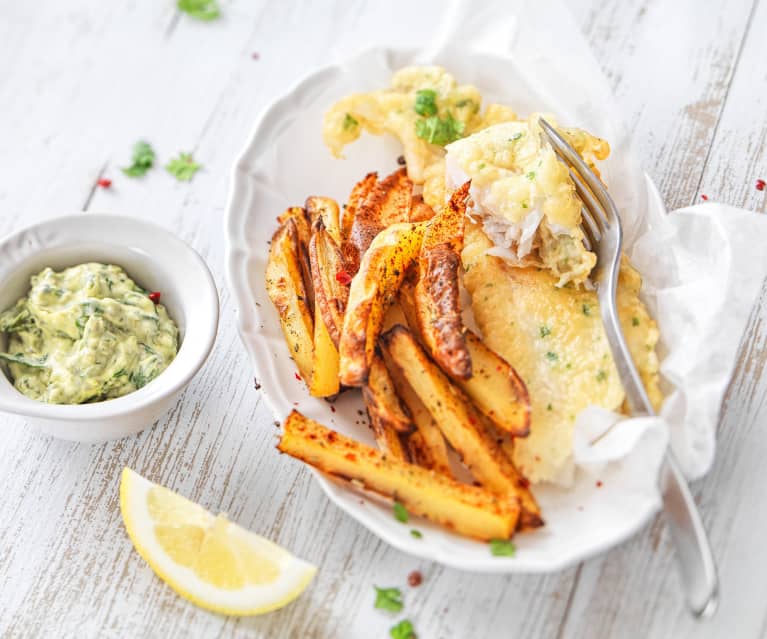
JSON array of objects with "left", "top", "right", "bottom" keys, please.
[
  {"left": 582, "top": 304, "right": 592, "bottom": 316},
  {"left": 489, "top": 539, "right": 516, "bottom": 557},
  {"left": 632, "top": 317, "right": 640, "bottom": 326},
  {"left": 526, "top": 171, "right": 536, "bottom": 180},
  {"left": 374, "top": 586, "right": 404, "bottom": 613},
  {"left": 393, "top": 501, "right": 409, "bottom": 523},
  {"left": 0, "top": 352, "right": 48, "bottom": 369},
  {"left": 596, "top": 370, "right": 607, "bottom": 382},
  {"left": 539, "top": 325, "right": 551, "bottom": 338},
  {"left": 122, "top": 141, "right": 156, "bottom": 178},
  {"left": 166, "top": 152, "right": 202, "bottom": 182},
  {"left": 390, "top": 619, "right": 415, "bottom": 639},
  {"left": 510, "top": 132, "right": 523, "bottom": 142},
  {"left": 415, "top": 114, "right": 464, "bottom": 146},
  {"left": 177, "top": 0, "right": 220, "bottom": 20},
  {"left": 410, "top": 529, "right": 422, "bottom": 539},
  {"left": 343, "top": 113, "right": 359, "bottom": 131},
  {"left": 414, "top": 89, "right": 438, "bottom": 117},
  {"left": 545, "top": 351, "right": 558, "bottom": 362}
]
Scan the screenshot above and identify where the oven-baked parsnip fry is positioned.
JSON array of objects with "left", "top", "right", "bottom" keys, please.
[
  {"left": 278, "top": 410, "right": 517, "bottom": 541},
  {"left": 381, "top": 326, "right": 521, "bottom": 514},
  {"left": 306, "top": 196, "right": 341, "bottom": 244},
  {"left": 402, "top": 272, "right": 531, "bottom": 438},
  {"left": 414, "top": 182, "right": 472, "bottom": 380},
  {"left": 277, "top": 207, "right": 316, "bottom": 317},
  {"left": 346, "top": 168, "right": 413, "bottom": 273},
  {"left": 266, "top": 220, "right": 314, "bottom": 382},
  {"left": 364, "top": 355, "right": 412, "bottom": 434},
  {"left": 341, "top": 172, "right": 377, "bottom": 243},
  {"left": 455, "top": 331, "right": 531, "bottom": 437},
  {"left": 409, "top": 195, "right": 436, "bottom": 223},
  {"left": 407, "top": 431, "right": 436, "bottom": 470},
  {"left": 339, "top": 222, "right": 425, "bottom": 386},
  {"left": 309, "top": 222, "right": 349, "bottom": 347},
  {"left": 309, "top": 300, "right": 340, "bottom": 397},
  {"left": 382, "top": 347, "right": 452, "bottom": 477},
  {"left": 277, "top": 206, "right": 312, "bottom": 249},
  {"left": 484, "top": 420, "right": 543, "bottom": 530}
]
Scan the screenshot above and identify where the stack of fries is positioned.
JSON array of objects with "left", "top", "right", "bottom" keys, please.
[{"left": 266, "top": 168, "right": 542, "bottom": 541}]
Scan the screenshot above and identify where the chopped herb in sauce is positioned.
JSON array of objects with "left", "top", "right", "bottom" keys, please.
[
  {"left": 582, "top": 304, "right": 592, "bottom": 316},
  {"left": 596, "top": 370, "right": 607, "bottom": 382},
  {"left": 632, "top": 317, "right": 640, "bottom": 326},
  {"left": 539, "top": 325, "right": 551, "bottom": 338},
  {"left": 545, "top": 351, "right": 558, "bottom": 362},
  {"left": 410, "top": 529, "right": 422, "bottom": 539}
]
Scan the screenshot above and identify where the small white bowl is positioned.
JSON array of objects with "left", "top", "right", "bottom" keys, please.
[{"left": 0, "top": 213, "right": 219, "bottom": 442}]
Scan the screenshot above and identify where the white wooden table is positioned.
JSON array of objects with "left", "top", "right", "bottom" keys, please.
[{"left": 1, "top": 1, "right": 766, "bottom": 637}]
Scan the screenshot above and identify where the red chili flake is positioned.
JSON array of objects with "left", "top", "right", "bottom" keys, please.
[
  {"left": 700, "top": 194, "right": 709, "bottom": 201},
  {"left": 148, "top": 291, "right": 161, "bottom": 304},
  {"left": 596, "top": 480, "right": 603, "bottom": 488},
  {"left": 757, "top": 179, "right": 766, "bottom": 191},
  {"left": 518, "top": 476, "right": 530, "bottom": 489},
  {"left": 330, "top": 405, "right": 336, "bottom": 413},
  {"left": 294, "top": 372, "right": 302, "bottom": 381},
  {"left": 97, "top": 178, "right": 112, "bottom": 188},
  {"left": 335, "top": 270, "right": 352, "bottom": 285},
  {"left": 407, "top": 570, "right": 423, "bottom": 587}
]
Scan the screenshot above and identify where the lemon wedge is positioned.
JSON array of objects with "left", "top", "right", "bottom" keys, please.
[{"left": 120, "top": 467, "right": 316, "bottom": 615}]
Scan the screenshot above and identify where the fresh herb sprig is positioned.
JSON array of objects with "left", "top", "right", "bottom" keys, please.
[
  {"left": 177, "top": 0, "right": 220, "bottom": 21},
  {"left": 122, "top": 141, "right": 156, "bottom": 178}
]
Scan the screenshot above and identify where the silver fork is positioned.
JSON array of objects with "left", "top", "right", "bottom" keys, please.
[{"left": 539, "top": 118, "right": 718, "bottom": 618}]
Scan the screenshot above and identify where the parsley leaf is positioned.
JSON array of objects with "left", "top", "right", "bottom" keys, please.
[
  {"left": 122, "top": 141, "right": 156, "bottom": 178},
  {"left": 0, "top": 352, "right": 48, "bottom": 369},
  {"left": 415, "top": 114, "right": 464, "bottom": 146},
  {"left": 390, "top": 619, "right": 415, "bottom": 639},
  {"left": 539, "top": 325, "right": 551, "bottom": 338},
  {"left": 582, "top": 304, "right": 592, "bottom": 316},
  {"left": 177, "top": 0, "right": 220, "bottom": 21},
  {"left": 414, "top": 89, "right": 438, "bottom": 117},
  {"left": 166, "top": 152, "right": 202, "bottom": 182},
  {"left": 343, "top": 113, "right": 358, "bottom": 131},
  {"left": 632, "top": 317, "right": 640, "bottom": 327},
  {"left": 374, "top": 586, "right": 404, "bottom": 613},
  {"left": 393, "top": 501, "right": 409, "bottom": 523},
  {"left": 489, "top": 539, "right": 516, "bottom": 557},
  {"left": 526, "top": 171, "right": 536, "bottom": 180},
  {"left": 596, "top": 370, "right": 607, "bottom": 382},
  {"left": 545, "top": 351, "right": 558, "bottom": 362},
  {"left": 410, "top": 529, "right": 422, "bottom": 539}
]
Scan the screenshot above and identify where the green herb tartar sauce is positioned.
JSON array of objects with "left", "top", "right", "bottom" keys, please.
[{"left": 0, "top": 263, "right": 179, "bottom": 404}]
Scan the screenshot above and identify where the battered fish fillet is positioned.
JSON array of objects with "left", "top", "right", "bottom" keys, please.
[{"left": 462, "top": 222, "right": 662, "bottom": 485}]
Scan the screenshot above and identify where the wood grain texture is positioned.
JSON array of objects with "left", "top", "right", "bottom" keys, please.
[{"left": 0, "top": 0, "right": 765, "bottom": 637}]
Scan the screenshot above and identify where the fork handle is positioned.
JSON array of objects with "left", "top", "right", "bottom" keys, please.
[
  {"left": 601, "top": 309, "right": 718, "bottom": 616},
  {"left": 659, "top": 452, "right": 719, "bottom": 616}
]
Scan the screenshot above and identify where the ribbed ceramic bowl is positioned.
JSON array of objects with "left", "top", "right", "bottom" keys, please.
[{"left": 0, "top": 213, "right": 219, "bottom": 442}]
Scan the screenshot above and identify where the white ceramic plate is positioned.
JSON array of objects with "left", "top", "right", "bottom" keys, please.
[{"left": 225, "top": 47, "right": 668, "bottom": 572}]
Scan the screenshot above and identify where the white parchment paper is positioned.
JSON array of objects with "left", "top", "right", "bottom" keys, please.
[{"left": 227, "top": 0, "right": 767, "bottom": 571}]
